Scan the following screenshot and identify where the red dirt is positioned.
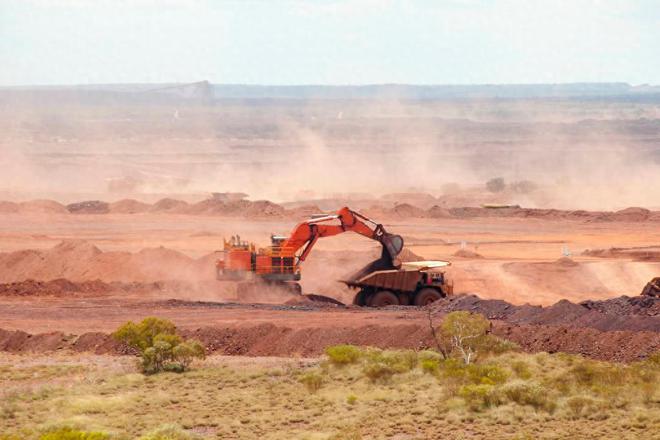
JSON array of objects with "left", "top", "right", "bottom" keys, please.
[
  {"left": 18, "top": 200, "right": 68, "bottom": 214},
  {"left": 109, "top": 199, "right": 151, "bottom": 214},
  {"left": 66, "top": 200, "right": 110, "bottom": 214},
  {"left": 429, "top": 293, "right": 660, "bottom": 332},
  {"left": 150, "top": 198, "right": 190, "bottom": 213},
  {"left": 1, "top": 319, "right": 657, "bottom": 361},
  {"left": 0, "top": 240, "right": 213, "bottom": 283},
  {"left": 453, "top": 249, "right": 484, "bottom": 259},
  {"left": 0, "top": 279, "right": 111, "bottom": 296},
  {"left": 583, "top": 247, "right": 660, "bottom": 262}
]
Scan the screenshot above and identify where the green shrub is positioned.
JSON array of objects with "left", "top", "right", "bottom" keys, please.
[
  {"left": 39, "top": 427, "right": 109, "bottom": 440},
  {"left": 466, "top": 363, "right": 509, "bottom": 385},
  {"left": 299, "top": 371, "right": 324, "bottom": 393},
  {"left": 346, "top": 394, "right": 358, "bottom": 405},
  {"left": 113, "top": 317, "right": 205, "bottom": 374},
  {"left": 114, "top": 317, "right": 177, "bottom": 351},
  {"left": 363, "top": 362, "right": 396, "bottom": 383},
  {"left": 325, "top": 345, "right": 362, "bottom": 365},
  {"left": 421, "top": 358, "right": 440, "bottom": 375},
  {"left": 458, "top": 384, "right": 502, "bottom": 411},
  {"left": 501, "top": 381, "right": 556, "bottom": 412},
  {"left": 369, "top": 350, "right": 418, "bottom": 373}
]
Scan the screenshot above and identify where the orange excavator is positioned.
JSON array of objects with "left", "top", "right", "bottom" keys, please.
[
  {"left": 216, "top": 207, "right": 453, "bottom": 306},
  {"left": 216, "top": 207, "right": 404, "bottom": 295}
]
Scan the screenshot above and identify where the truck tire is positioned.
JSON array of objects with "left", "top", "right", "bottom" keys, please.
[
  {"left": 353, "top": 290, "right": 368, "bottom": 306},
  {"left": 369, "top": 290, "right": 399, "bottom": 307},
  {"left": 414, "top": 288, "right": 443, "bottom": 306}
]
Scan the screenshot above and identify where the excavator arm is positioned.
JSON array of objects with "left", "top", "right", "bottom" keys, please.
[{"left": 279, "top": 206, "right": 404, "bottom": 265}]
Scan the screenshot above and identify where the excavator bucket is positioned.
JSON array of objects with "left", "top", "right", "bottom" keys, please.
[{"left": 381, "top": 233, "right": 404, "bottom": 262}]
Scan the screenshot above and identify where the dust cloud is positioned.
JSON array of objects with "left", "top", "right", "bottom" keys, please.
[{"left": 0, "top": 90, "right": 659, "bottom": 210}]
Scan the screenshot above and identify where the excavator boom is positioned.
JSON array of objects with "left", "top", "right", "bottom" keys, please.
[{"left": 281, "top": 207, "right": 403, "bottom": 265}]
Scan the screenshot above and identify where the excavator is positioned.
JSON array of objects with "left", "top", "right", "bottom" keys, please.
[{"left": 216, "top": 207, "right": 452, "bottom": 307}]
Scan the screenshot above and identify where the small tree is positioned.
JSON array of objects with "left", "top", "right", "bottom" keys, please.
[
  {"left": 441, "top": 311, "right": 490, "bottom": 365},
  {"left": 113, "top": 317, "right": 205, "bottom": 374}
]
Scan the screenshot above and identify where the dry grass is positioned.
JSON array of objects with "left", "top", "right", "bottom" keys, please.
[{"left": 0, "top": 350, "right": 659, "bottom": 439}]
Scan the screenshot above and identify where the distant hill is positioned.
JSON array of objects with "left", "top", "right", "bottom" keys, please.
[
  {"left": 211, "top": 83, "right": 660, "bottom": 100},
  {"left": 1, "top": 81, "right": 660, "bottom": 102}
]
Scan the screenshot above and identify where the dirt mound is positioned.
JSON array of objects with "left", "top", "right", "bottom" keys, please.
[
  {"left": 186, "top": 198, "right": 228, "bottom": 215},
  {"left": 287, "top": 205, "right": 323, "bottom": 218},
  {"left": 71, "top": 332, "right": 134, "bottom": 354},
  {"left": 581, "top": 295, "right": 660, "bottom": 316},
  {"left": 453, "top": 249, "right": 484, "bottom": 259},
  {"left": 493, "top": 323, "right": 660, "bottom": 362},
  {"left": 0, "top": 201, "right": 19, "bottom": 213},
  {"left": 66, "top": 200, "right": 110, "bottom": 214},
  {"left": 3, "top": 197, "right": 660, "bottom": 222},
  {"left": 583, "top": 247, "right": 660, "bottom": 262},
  {"left": 390, "top": 203, "right": 427, "bottom": 218},
  {"left": 430, "top": 293, "right": 660, "bottom": 332},
  {"left": 381, "top": 192, "right": 437, "bottom": 207},
  {"left": 3, "top": 321, "right": 657, "bottom": 361},
  {"left": 184, "top": 324, "right": 434, "bottom": 357},
  {"left": 594, "top": 207, "right": 652, "bottom": 222},
  {"left": 149, "top": 198, "right": 189, "bottom": 213},
  {"left": 0, "top": 278, "right": 110, "bottom": 296},
  {"left": 0, "top": 328, "right": 68, "bottom": 352},
  {"left": 109, "top": 199, "right": 151, "bottom": 214},
  {"left": 242, "top": 200, "right": 286, "bottom": 217},
  {"left": 185, "top": 198, "right": 286, "bottom": 217},
  {"left": 554, "top": 256, "right": 579, "bottom": 267},
  {"left": 0, "top": 240, "right": 211, "bottom": 283},
  {"left": 0, "top": 240, "right": 104, "bottom": 282},
  {"left": 18, "top": 199, "right": 68, "bottom": 214},
  {"left": 428, "top": 205, "right": 452, "bottom": 218}
]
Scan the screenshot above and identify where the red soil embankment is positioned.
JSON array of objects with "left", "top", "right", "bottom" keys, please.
[{"left": 1, "top": 321, "right": 658, "bottom": 362}]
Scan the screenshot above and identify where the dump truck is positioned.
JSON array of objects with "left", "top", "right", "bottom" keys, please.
[
  {"left": 344, "top": 260, "right": 453, "bottom": 307},
  {"left": 216, "top": 206, "right": 452, "bottom": 306}
]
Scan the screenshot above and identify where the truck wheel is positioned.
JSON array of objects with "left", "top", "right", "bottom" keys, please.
[
  {"left": 369, "top": 290, "right": 399, "bottom": 307},
  {"left": 414, "top": 288, "right": 443, "bottom": 306},
  {"left": 353, "top": 290, "right": 368, "bottom": 306}
]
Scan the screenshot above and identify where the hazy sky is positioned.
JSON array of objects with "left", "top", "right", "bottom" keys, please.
[{"left": 1, "top": 0, "right": 659, "bottom": 86}]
